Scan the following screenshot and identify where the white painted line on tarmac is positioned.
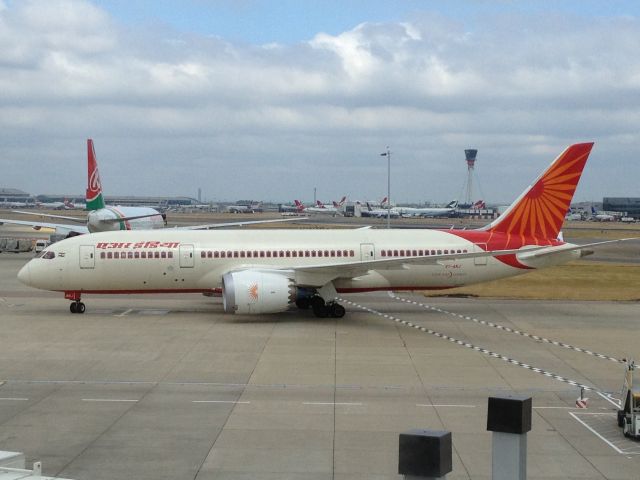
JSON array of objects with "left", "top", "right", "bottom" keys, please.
[
  {"left": 597, "top": 391, "right": 621, "bottom": 408},
  {"left": 534, "top": 406, "right": 577, "bottom": 409},
  {"left": 0, "top": 397, "right": 28, "bottom": 401},
  {"left": 192, "top": 400, "right": 250, "bottom": 404},
  {"left": 303, "top": 402, "right": 363, "bottom": 406},
  {"left": 416, "top": 404, "right": 476, "bottom": 408},
  {"left": 82, "top": 398, "right": 138, "bottom": 402},
  {"left": 569, "top": 412, "right": 636, "bottom": 455},
  {"left": 114, "top": 309, "right": 133, "bottom": 317}
]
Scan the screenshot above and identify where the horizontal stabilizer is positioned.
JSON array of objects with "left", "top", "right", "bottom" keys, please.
[{"left": 516, "top": 238, "right": 639, "bottom": 261}]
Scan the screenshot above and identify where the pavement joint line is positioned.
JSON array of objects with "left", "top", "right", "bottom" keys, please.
[
  {"left": 390, "top": 292, "right": 625, "bottom": 364},
  {"left": 338, "top": 297, "right": 604, "bottom": 394}
]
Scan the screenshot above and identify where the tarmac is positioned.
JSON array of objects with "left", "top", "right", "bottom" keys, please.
[{"left": 1, "top": 222, "right": 640, "bottom": 479}]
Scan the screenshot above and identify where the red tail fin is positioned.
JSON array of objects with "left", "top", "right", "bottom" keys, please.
[
  {"left": 485, "top": 143, "right": 594, "bottom": 240},
  {"left": 86, "top": 139, "right": 105, "bottom": 211}
]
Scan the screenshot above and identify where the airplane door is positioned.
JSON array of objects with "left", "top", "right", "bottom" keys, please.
[
  {"left": 360, "top": 243, "right": 375, "bottom": 261},
  {"left": 474, "top": 243, "right": 488, "bottom": 266},
  {"left": 79, "top": 245, "right": 95, "bottom": 269},
  {"left": 179, "top": 244, "right": 195, "bottom": 268}
]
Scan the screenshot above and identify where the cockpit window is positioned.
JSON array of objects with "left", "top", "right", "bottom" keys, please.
[{"left": 41, "top": 251, "right": 56, "bottom": 259}]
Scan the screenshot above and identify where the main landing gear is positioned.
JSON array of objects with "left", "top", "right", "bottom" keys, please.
[{"left": 296, "top": 295, "right": 345, "bottom": 318}]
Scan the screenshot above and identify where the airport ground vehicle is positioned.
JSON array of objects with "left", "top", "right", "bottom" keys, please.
[
  {"left": 618, "top": 361, "right": 640, "bottom": 438},
  {"left": 34, "top": 239, "right": 50, "bottom": 253}
]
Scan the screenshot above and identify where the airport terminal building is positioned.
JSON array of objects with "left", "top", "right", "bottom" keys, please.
[{"left": 603, "top": 197, "right": 640, "bottom": 219}]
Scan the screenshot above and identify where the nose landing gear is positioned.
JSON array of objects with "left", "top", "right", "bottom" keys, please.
[
  {"left": 70, "top": 301, "right": 86, "bottom": 314},
  {"left": 65, "top": 291, "right": 85, "bottom": 314}
]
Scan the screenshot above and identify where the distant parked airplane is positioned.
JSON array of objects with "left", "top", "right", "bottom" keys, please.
[{"left": 399, "top": 200, "right": 458, "bottom": 218}]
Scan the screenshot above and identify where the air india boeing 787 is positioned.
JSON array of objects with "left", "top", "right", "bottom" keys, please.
[{"left": 17, "top": 143, "right": 631, "bottom": 316}]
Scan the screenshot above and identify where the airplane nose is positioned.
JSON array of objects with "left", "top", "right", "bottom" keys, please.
[{"left": 17, "top": 262, "right": 31, "bottom": 286}]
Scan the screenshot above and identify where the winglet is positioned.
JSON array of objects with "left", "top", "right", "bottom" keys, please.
[
  {"left": 86, "top": 139, "right": 106, "bottom": 211},
  {"left": 483, "top": 143, "right": 594, "bottom": 240}
]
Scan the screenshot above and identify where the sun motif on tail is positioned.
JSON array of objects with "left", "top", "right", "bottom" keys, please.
[{"left": 486, "top": 143, "right": 594, "bottom": 240}]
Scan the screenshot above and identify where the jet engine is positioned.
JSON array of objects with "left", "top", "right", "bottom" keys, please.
[{"left": 222, "top": 271, "right": 296, "bottom": 314}]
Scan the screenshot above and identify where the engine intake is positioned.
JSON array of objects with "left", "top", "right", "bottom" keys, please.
[{"left": 222, "top": 271, "right": 296, "bottom": 314}]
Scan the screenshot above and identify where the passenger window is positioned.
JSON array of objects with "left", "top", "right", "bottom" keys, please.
[
  {"left": 114, "top": 252, "right": 120, "bottom": 259},
  {"left": 168, "top": 252, "right": 173, "bottom": 258},
  {"left": 155, "top": 252, "right": 160, "bottom": 258},
  {"left": 100, "top": 252, "right": 105, "bottom": 259},
  {"left": 201, "top": 251, "right": 206, "bottom": 258},
  {"left": 129, "top": 252, "right": 134, "bottom": 259},
  {"left": 161, "top": 252, "right": 166, "bottom": 258},
  {"left": 135, "top": 252, "right": 140, "bottom": 259}
]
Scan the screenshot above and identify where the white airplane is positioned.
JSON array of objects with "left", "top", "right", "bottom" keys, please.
[
  {"left": 225, "top": 202, "right": 262, "bottom": 213},
  {"left": 399, "top": 200, "right": 458, "bottom": 218},
  {"left": 590, "top": 206, "right": 615, "bottom": 222},
  {"left": 360, "top": 200, "right": 400, "bottom": 218},
  {"left": 35, "top": 200, "right": 68, "bottom": 210},
  {"left": 293, "top": 200, "right": 343, "bottom": 216},
  {"left": 0, "top": 140, "right": 300, "bottom": 236},
  {"left": 19, "top": 143, "right": 633, "bottom": 317}
]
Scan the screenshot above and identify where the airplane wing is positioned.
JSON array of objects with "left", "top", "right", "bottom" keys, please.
[
  {"left": 176, "top": 217, "right": 310, "bottom": 230},
  {"left": 0, "top": 217, "right": 89, "bottom": 236},
  {"left": 287, "top": 247, "right": 540, "bottom": 287},
  {"left": 12, "top": 210, "right": 87, "bottom": 223}
]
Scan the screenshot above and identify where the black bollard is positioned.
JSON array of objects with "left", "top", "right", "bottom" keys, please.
[{"left": 398, "top": 429, "right": 452, "bottom": 479}]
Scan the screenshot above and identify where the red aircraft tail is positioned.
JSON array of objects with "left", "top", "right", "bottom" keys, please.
[{"left": 484, "top": 143, "right": 594, "bottom": 240}]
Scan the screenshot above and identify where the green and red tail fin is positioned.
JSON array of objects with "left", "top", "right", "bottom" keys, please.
[
  {"left": 86, "top": 139, "right": 106, "bottom": 211},
  {"left": 483, "top": 143, "right": 594, "bottom": 240}
]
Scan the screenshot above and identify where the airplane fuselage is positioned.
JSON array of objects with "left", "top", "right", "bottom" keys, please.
[
  {"left": 19, "top": 228, "right": 576, "bottom": 297},
  {"left": 87, "top": 206, "right": 165, "bottom": 232}
]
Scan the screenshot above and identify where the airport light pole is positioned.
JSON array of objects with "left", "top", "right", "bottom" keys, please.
[{"left": 380, "top": 147, "right": 391, "bottom": 229}]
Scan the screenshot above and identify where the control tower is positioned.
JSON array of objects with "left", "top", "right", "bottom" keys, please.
[{"left": 464, "top": 149, "right": 477, "bottom": 206}]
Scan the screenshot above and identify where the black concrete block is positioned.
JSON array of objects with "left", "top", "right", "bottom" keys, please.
[
  {"left": 487, "top": 395, "right": 532, "bottom": 434},
  {"left": 398, "top": 429, "right": 452, "bottom": 477}
]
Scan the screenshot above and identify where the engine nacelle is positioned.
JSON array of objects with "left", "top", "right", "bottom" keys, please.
[{"left": 222, "top": 270, "right": 295, "bottom": 314}]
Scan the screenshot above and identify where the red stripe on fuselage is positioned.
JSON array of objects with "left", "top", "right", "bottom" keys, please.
[{"left": 445, "top": 229, "right": 562, "bottom": 270}]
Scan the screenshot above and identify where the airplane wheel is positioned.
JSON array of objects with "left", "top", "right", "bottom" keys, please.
[
  {"left": 70, "top": 302, "right": 77, "bottom": 314},
  {"left": 311, "top": 297, "right": 328, "bottom": 318},
  {"left": 329, "top": 303, "right": 346, "bottom": 318},
  {"left": 295, "top": 298, "right": 311, "bottom": 310},
  {"left": 618, "top": 410, "right": 625, "bottom": 427},
  {"left": 77, "top": 302, "right": 86, "bottom": 314}
]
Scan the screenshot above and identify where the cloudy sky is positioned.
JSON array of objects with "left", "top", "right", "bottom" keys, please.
[{"left": 1, "top": 0, "right": 639, "bottom": 204}]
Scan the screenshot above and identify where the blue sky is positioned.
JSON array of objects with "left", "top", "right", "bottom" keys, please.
[
  {"left": 95, "top": 0, "right": 640, "bottom": 44},
  {"left": 1, "top": 0, "right": 639, "bottom": 203}
]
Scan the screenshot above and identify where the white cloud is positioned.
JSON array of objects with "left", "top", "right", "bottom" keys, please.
[{"left": 0, "top": 0, "right": 639, "bottom": 203}]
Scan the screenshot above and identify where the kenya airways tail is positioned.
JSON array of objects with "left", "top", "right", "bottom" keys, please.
[
  {"left": 482, "top": 143, "right": 594, "bottom": 240},
  {"left": 86, "top": 139, "right": 106, "bottom": 211}
]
